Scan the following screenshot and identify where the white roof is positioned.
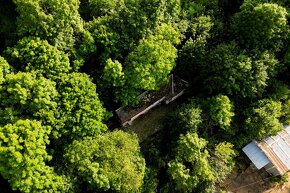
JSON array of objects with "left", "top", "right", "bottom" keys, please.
[
  {"left": 242, "top": 141, "right": 270, "bottom": 169},
  {"left": 243, "top": 126, "right": 290, "bottom": 175}
]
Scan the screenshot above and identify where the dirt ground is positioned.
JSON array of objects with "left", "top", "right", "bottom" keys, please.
[{"left": 221, "top": 165, "right": 290, "bottom": 193}]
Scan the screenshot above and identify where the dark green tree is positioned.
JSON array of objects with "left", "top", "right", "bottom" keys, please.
[
  {"left": 203, "top": 42, "right": 280, "bottom": 98},
  {"left": 177, "top": 15, "right": 214, "bottom": 84},
  {"left": 232, "top": 2, "right": 288, "bottom": 51},
  {"left": 167, "top": 99, "right": 203, "bottom": 134}
]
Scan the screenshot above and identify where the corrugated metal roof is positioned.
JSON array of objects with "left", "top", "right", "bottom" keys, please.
[
  {"left": 243, "top": 126, "right": 290, "bottom": 175},
  {"left": 260, "top": 126, "right": 290, "bottom": 175},
  {"left": 242, "top": 141, "right": 270, "bottom": 169}
]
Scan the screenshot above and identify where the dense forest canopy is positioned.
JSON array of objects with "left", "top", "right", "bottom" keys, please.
[{"left": 0, "top": 0, "right": 290, "bottom": 192}]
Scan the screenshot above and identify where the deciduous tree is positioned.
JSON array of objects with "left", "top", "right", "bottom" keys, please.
[
  {"left": 0, "top": 120, "right": 71, "bottom": 193},
  {"left": 167, "top": 132, "right": 215, "bottom": 193},
  {"left": 65, "top": 130, "right": 145, "bottom": 192},
  {"left": 116, "top": 24, "right": 179, "bottom": 105},
  {"left": 56, "top": 73, "right": 108, "bottom": 139},
  {"left": 13, "top": 0, "right": 83, "bottom": 52},
  {"left": 232, "top": 2, "right": 288, "bottom": 51},
  {"left": 204, "top": 42, "right": 280, "bottom": 98},
  {"left": 245, "top": 99, "right": 283, "bottom": 140},
  {"left": 207, "top": 95, "right": 234, "bottom": 132},
  {"left": 0, "top": 56, "right": 12, "bottom": 84},
  {"left": 0, "top": 72, "right": 58, "bottom": 126},
  {"left": 5, "top": 37, "right": 71, "bottom": 80}
]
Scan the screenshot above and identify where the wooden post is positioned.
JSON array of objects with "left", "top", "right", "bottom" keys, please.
[{"left": 171, "top": 74, "right": 174, "bottom": 95}]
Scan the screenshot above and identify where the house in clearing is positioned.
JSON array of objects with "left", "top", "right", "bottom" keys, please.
[{"left": 242, "top": 126, "right": 290, "bottom": 176}]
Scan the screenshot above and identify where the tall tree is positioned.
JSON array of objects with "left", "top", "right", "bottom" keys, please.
[
  {"left": 65, "top": 130, "right": 145, "bottom": 192},
  {"left": 167, "top": 132, "right": 215, "bottom": 193},
  {"left": 244, "top": 99, "right": 283, "bottom": 140},
  {"left": 5, "top": 37, "right": 71, "bottom": 80},
  {"left": 13, "top": 0, "right": 83, "bottom": 52},
  {"left": 206, "top": 95, "right": 235, "bottom": 132},
  {"left": 55, "top": 73, "right": 109, "bottom": 139},
  {"left": 0, "top": 120, "right": 72, "bottom": 193},
  {"left": 115, "top": 24, "right": 180, "bottom": 105},
  {"left": 0, "top": 72, "right": 58, "bottom": 127},
  {"left": 203, "top": 42, "right": 280, "bottom": 98},
  {"left": 12, "top": 0, "right": 96, "bottom": 70},
  {"left": 232, "top": 2, "right": 288, "bottom": 52},
  {"left": 177, "top": 15, "right": 214, "bottom": 84}
]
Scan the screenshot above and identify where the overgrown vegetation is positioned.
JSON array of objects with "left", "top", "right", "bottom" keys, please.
[{"left": 0, "top": 0, "right": 290, "bottom": 192}]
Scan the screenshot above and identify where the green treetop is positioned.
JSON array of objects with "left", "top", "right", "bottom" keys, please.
[
  {"left": 204, "top": 42, "right": 280, "bottom": 98},
  {"left": 0, "top": 56, "right": 12, "bottom": 84},
  {"left": 168, "top": 132, "right": 215, "bottom": 193},
  {"left": 115, "top": 24, "right": 180, "bottom": 105},
  {"left": 5, "top": 37, "right": 71, "bottom": 80},
  {"left": 0, "top": 120, "right": 71, "bottom": 193},
  {"left": 65, "top": 130, "right": 145, "bottom": 192},
  {"left": 13, "top": 0, "right": 83, "bottom": 52},
  {"left": 232, "top": 2, "right": 288, "bottom": 51},
  {"left": 207, "top": 95, "right": 235, "bottom": 132},
  {"left": 245, "top": 99, "right": 283, "bottom": 140},
  {"left": 0, "top": 72, "right": 58, "bottom": 126},
  {"left": 56, "top": 73, "right": 108, "bottom": 139}
]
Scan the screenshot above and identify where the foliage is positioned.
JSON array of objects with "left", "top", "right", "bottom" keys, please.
[
  {"left": 0, "top": 56, "right": 12, "bottom": 84},
  {"left": 232, "top": 2, "right": 288, "bottom": 51},
  {"left": 0, "top": 72, "right": 58, "bottom": 126},
  {"left": 0, "top": 120, "right": 71, "bottom": 193},
  {"left": 207, "top": 95, "right": 235, "bottom": 132},
  {"left": 102, "top": 58, "right": 124, "bottom": 87},
  {"left": 55, "top": 73, "right": 108, "bottom": 139},
  {"left": 1, "top": 0, "right": 290, "bottom": 192},
  {"left": 142, "top": 167, "right": 158, "bottom": 193},
  {"left": 5, "top": 37, "right": 71, "bottom": 80},
  {"left": 86, "top": 16, "right": 120, "bottom": 63},
  {"left": 177, "top": 15, "right": 213, "bottom": 83},
  {"left": 115, "top": 24, "right": 179, "bottom": 105},
  {"left": 269, "top": 172, "right": 289, "bottom": 184},
  {"left": 65, "top": 130, "right": 145, "bottom": 192},
  {"left": 282, "top": 99, "right": 290, "bottom": 125},
  {"left": 190, "top": 15, "right": 214, "bottom": 39},
  {"left": 13, "top": 0, "right": 84, "bottom": 52},
  {"left": 214, "top": 142, "right": 237, "bottom": 164},
  {"left": 181, "top": 0, "right": 221, "bottom": 19},
  {"left": 88, "top": 0, "right": 122, "bottom": 17},
  {"left": 168, "top": 101, "right": 203, "bottom": 134},
  {"left": 167, "top": 132, "right": 215, "bottom": 192},
  {"left": 123, "top": 24, "right": 178, "bottom": 92},
  {"left": 245, "top": 99, "right": 283, "bottom": 140},
  {"left": 210, "top": 157, "right": 233, "bottom": 184},
  {"left": 204, "top": 42, "right": 280, "bottom": 97}
]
